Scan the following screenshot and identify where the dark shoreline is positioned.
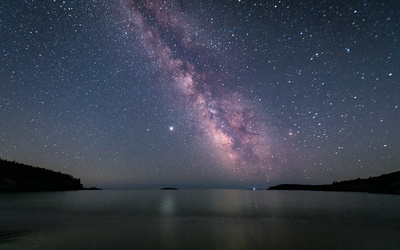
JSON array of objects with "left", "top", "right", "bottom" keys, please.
[
  {"left": 0, "top": 230, "right": 26, "bottom": 244},
  {"left": 0, "top": 186, "right": 102, "bottom": 193},
  {"left": 0, "top": 158, "right": 101, "bottom": 192},
  {"left": 268, "top": 170, "right": 400, "bottom": 195}
]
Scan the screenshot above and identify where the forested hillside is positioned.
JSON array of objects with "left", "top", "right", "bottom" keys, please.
[
  {"left": 0, "top": 158, "right": 82, "bottom": 192},
  {"left": 269, "top": 170, "right": 400, "bottom": 195}
]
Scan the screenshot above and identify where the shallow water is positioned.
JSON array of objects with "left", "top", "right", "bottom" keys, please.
[{"left": 1, "top": 190, "right": 400, "bottom": 249}]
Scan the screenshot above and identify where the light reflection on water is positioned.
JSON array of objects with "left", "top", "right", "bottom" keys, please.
[{"left": 1, "top": 190, "right": 400, "bottom": 250}]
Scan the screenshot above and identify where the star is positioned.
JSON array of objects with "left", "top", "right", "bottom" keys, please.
[{"left": 1, "top": 0, "right": 398, "bottom": 188}]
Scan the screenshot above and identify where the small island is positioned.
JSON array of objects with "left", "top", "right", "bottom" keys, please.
[
  {"left": 0, "top": 158, "right": 100, "bottom": 192},
  {"left": 160, "top": 187, "right": 179, "bottom": 190},
  {"left": 268, "top": 170, "right": 400, "bottom": 195}
]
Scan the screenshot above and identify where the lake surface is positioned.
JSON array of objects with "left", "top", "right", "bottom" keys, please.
[{"left": 1, "top": 189, "right": 400, "bottom": 250}]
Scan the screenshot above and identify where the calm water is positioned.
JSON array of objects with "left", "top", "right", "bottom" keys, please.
[{"left": 1, "top": 190, "right": 400, "bottom": 250}]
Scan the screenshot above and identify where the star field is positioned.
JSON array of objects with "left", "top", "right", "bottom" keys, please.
[{"left": 0, "top": 0, "right": 399, "bottom": 188}]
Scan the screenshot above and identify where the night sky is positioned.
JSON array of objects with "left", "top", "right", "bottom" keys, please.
[{"left": 1, "top": 0, "right": 399, "bottom": 189}]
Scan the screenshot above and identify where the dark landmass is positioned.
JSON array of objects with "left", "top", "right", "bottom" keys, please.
[
  {"left": 268, "top": 170, "right": 400, "bottom": 195},
  {"left": 160, "top": 187, "right": 179, "bottom": 190},
  {"left": 82, "top": 187, "right": 102, "bottom": 190},
  {"left": 0, "top": 158, "right": 99, "bottom": 192},
  {"left": 0, "top": 230, "right": 25, "bottom": 243}
]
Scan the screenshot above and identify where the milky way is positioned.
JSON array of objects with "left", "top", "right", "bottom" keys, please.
[
  {"left": 119, "top": 0, "right": 276, "bottom": 179},
  {"left": 2, "top": 0, "right": 398, "bottom": 187}
]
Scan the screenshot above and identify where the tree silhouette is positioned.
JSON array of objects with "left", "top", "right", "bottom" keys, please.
[{"left": 0, "top": 158, "right": 83, "bottom": 192}]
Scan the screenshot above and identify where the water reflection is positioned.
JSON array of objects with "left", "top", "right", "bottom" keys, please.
[
  {"left": 160, "top": 193, "right": 176, "bottom": 215},
  {"left": 0, "top": 190, "right": 399, "bottom": 250},
  {"left": 160, "top": 192, "right": 178, "bottom": 248}
]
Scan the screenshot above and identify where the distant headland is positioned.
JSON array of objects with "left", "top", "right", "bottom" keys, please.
[
  {"left": 268, "top": 170, "right": 400, "bottom": 195},
  {"left": 0, "top": 158, "right": 100, "bottom": 192}
]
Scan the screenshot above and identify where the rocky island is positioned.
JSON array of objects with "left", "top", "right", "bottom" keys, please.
[
  {"left": 0, "top": 158, "right": 99, "bottom": 192},
  {"left": 268, "top": 170, "right": 400, "bottom": 195}
]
